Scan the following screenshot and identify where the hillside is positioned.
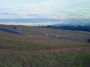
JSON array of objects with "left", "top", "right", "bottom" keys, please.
[{"left": 0, "top": 24, "right": 90, "bottom": 67}]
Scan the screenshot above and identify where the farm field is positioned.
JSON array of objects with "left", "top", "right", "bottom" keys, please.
[{"left": 0, "top": 25, "right": 90, "bottom": 67}]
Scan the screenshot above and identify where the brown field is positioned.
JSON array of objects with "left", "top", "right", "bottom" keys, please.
[{"left": 0, "top": 27, "right": 90, "bottom": 51}]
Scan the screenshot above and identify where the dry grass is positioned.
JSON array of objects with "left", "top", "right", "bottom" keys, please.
[{"left": 0, "top": 26, "right": 90, "bottom": 67}]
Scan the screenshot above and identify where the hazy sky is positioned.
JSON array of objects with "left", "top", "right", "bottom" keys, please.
[{"left": 0, "top": 0, "right": 90, "bottom": 25}]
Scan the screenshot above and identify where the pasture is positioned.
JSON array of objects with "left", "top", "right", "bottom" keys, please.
[{"left": 0, "top": 25, "right": 90, "bottom": 67}]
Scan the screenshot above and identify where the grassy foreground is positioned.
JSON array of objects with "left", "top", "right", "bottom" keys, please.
[
  {"left": 0, "top": 39, "right": 90, "bottom": 67},
  {"left": 0, "top": 50, "right": 90, "bottom": 67}
]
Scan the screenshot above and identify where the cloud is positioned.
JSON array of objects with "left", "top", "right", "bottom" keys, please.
[{"left": 0, "top": 0, "right": 90, "bottom": 19}]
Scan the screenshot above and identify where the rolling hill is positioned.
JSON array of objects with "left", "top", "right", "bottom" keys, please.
[{"left": 0, "top": 24, "right": 90, "bottom": 67}]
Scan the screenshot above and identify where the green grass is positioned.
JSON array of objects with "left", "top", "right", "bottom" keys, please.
[
  {"left": 0, "top": 39, "right": 90, "bottom": 67},
  {"left": 0, "top": 34, "right": 90, "bottom": 67},
  {"left": 0, "top": 51, "right": 90, "bottom": 67},
  {"left": 0, "top": 25, "right": 90, "bottom": 67},
  {"left": 0, "top": 39, "right": 90, "bottom": 50},
  {"left": 0, "top": 39, "right": 50, "bottom": 50}
]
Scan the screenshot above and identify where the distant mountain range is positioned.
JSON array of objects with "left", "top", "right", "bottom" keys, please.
[
  {"left": 0, "top": 18, "right": 90, "bottom": 33},
  {"left": 60, "top": 19, "right": 90, "bottom": 26},
  {"left": 0, "top": 18, "right": 59, "bottom": 22},
  {"left": 0, "top": 18, "right": 90, "bottom": 26}
]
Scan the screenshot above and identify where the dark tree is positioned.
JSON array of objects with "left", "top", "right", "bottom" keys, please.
[{"left": 87, "top": 39, "right": 90, "bottom": 43}]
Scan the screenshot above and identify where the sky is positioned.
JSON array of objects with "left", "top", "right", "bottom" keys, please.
[{"left": 0, "top": 0, "right": 90, "bottom": 25}]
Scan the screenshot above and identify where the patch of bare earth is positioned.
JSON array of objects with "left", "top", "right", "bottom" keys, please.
[
  {"left": 0, "top": 47, "right": 90, "bottom": 54},
  {"left": 37, "top": 47, "right": 90, "bottom": 54}
]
